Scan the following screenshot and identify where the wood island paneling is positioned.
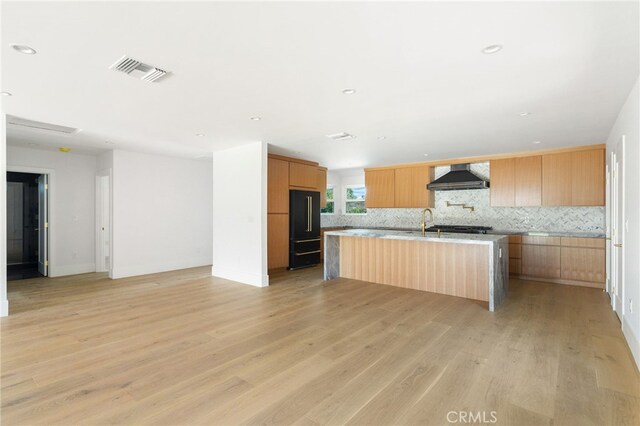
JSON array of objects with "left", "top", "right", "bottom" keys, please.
[{"left": 339, "top": 236, "right": 490, "bottom": 302}]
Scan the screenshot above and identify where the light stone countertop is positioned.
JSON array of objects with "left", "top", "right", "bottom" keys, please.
[
  {"left": 321, "top": 226, "right": 605, "bottom": 239},
  {"left": 489, "top": 230, "right": 606, "bottom": 238},
  {"left": 323, "top": 229, "right": 508, "bottom": 245}
]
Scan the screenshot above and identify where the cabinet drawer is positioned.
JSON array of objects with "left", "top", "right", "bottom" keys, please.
[
  {"left": 509, "top": 258, "right": 522, "bottom": 275},
  {"left": 560, "top": 237, "right": 605, "bottom": 249},
  {"left": 508, "top": 235, "right": 522, "bottom": 244},
  {"left": 522, "top": 235, "right": 561, "bottom": 246},
  {"left": 509, "top": 243, "right": 521, "bottom": 259}
]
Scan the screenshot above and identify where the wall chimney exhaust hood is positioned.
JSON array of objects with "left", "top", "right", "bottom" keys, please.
[{"left": 427, "top": 163, "right": 489, "bottom": 191}]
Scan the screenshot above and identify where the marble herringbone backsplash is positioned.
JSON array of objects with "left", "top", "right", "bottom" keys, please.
[{"left": 321, "top": 162, "right": 606, "bottom": 233}]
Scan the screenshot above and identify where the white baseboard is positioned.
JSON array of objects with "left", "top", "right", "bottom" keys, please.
[
  {"left": 622, "top": 317, "right": 640, "bottom": 371},
  {"left": 112, "top": 258, "right": 211, "bottom": 279},
  {"left": 49, "top": 263, "right": 96, "bottom": 277},
  {"left": 211, "top": 265, "right": 269, "bottom": 288},
  {"left": 0, "top": 299, "right": 8, "bottom": 317}
]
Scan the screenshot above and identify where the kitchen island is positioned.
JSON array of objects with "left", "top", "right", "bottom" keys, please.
[{"left": 324, "top": 229, "right": 509, "bottom": 311}]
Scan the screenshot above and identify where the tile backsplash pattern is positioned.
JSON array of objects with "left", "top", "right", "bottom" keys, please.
[{"left": 321, "top": 162, "right": 605, "bottom": 233}]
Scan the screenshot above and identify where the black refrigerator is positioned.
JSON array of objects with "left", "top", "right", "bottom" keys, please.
[{"left": 289, "top": 190, "right": 321, "bottom": 269}]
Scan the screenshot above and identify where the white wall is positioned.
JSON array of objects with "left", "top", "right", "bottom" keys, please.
[
  {"left": 0, "top": 115, "right": 8, "bottom": 316},
  {"left": 7, "top": 145, "right": 97, "bottom": 277},
  {"left": 326, "top": 168, "right": 365, "bottom": 216},
  {"left": 212, "top": 141, "right": 268, "bottom": 287},
  {"left": 606, "top": 76, "right": 640, "bottom": 369},
  {"left": 111, "top": 150, "right": 212, "bottom": 278}
]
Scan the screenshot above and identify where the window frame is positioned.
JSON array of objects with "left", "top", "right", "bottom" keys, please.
[
  {"left": 343, "top": 184, "right": 367, "bottom": 215},
  {"left": 321, "top": 184, "right": 335, "bottom": 215}
]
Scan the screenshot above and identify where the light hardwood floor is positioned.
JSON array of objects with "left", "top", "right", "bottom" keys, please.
[{"left": 1, "top": 266, "right": 639, "bottom": 425}]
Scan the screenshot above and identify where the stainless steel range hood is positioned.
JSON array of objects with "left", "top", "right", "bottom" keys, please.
[{"left": 427, "top": 163, "right": 489, "bottom": 191}]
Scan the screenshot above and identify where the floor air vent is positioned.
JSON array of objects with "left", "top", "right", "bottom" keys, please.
[
  {"left": 109, "top": 55, "right": 168, "bottom": 83},
  {"left": 7, "top": 115, "right": 80, "bottom": 134}
]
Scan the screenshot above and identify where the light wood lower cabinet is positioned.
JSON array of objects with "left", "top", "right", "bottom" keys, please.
[
  {"left": 514, "top": 235, "right": 604, "bottom": 288},
  {"left": 268, "top": 214, "right": 289, "bottom": 270},
  {"left": 509, "top": 258, "right": 522, "bottom": 275},
  {"left": 561, "top": 247, "right": 605, "bottom": 283},
  {"left": 522, "top": 244, "right": 562, "bottom": 278}
]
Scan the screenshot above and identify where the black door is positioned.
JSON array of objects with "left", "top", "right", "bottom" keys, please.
[{"left": 289, "top": 190, "right": 321, "bottom": 269}]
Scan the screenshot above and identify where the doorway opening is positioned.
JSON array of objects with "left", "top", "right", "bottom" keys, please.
[
  {"left": 95, "top": 173, "right": 111, "bottom": 275},
  {"left": 6, "top": 172, "right": 49, "bottom": 281}
]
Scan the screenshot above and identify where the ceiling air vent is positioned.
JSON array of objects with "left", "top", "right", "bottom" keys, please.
[
  {"left": 109, "top": 55, "right": 168, "bottom": 82},
  {"left": 326, "top": 132, "right": 355, "bottom": 141},
  {"left": 7, "top": 115, "right": 80, "bottom": 134}
]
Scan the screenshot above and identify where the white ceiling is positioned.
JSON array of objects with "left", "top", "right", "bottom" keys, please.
[{"left": 2, "top": 1, "right": 638, "bottom": 169}]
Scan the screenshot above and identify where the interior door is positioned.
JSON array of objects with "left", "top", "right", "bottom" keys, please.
[
  {"left": 96, "top": 175, "right": 110, "bottom": 272},
  {"left": 7, "top": 182, "right": 24, "bottom": 265},
  {"left": 37, "top": 174, "right": 48, "bottom": 277},
  {"left": 611, "top": 140, "right": 624, "bottom": 320}
]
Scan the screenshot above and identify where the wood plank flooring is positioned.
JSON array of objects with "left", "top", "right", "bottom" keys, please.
[{"left": 1, "top": 266, "right": 639, "bottom": 425}]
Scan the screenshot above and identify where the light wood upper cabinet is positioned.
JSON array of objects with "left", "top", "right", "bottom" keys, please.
[
  {"left": 289, "top": 162, "right": 319, "bottom": 189},
  {"left": 571, "top": 149, "right": 605, "bottom": 206},
  {"left": 514, "top": 156, "right": 542, "bottom": 206},
  {"left": 365, "top": 169, "right": 395, "bottom": 208},
  {"left": 394, "top": 166, "right": 434, "bottom": 208},
  {"left": 541, "top": 149, "right": 605, "bottom": 206},
  {"left": 317, "top": 168, "right": 327, "bottom": 208},
  {"left": 491, "top": 156, "right": 541, "bottom": 207},
  {"left": 268, "top": 158, "right": 289, "bottom": 214},
  {"left": 542, "top": 152, "right": 572, "bottom": 206},
  {"left": 490, "top": 158, "right": 515, "bottom": 207}
]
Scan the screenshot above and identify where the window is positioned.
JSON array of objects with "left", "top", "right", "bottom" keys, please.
[
  {"left": 344, "top": 185, "right": 367, "bottom": 214},
  {"left": 321, "top": 185, "right": 334, "bottom": 214}
]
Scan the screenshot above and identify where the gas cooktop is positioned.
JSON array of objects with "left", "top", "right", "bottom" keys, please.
[{"left": 425, "top": 225, "right": 493, "bottom": 234}]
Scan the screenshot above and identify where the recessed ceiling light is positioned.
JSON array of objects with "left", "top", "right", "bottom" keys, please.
[
  {"left": 482, "top": 44, "right": 503, "bottom": 54},
  {"left": 59, "top": 147, "right": 71, "bottom": 153},
  {"left": 377, "top": 136, "right": 386, "bottom": 140},
  {"left": 11, "top": 44, "right": 37, "bottom": 55},
  {"left": 250, "top": 116, "right": 261, "bottom": 121},
  {"left": 195, "top": 133, "right": 205, "bottom": 137},
  {"left": 342, "top": 88, "right": 356, "bottom": 95},
  {"left": 519, "top": 112, "right": 531, "bottom": 116},
  {"left": 1, "top": 91, "right": 12, "bottom": 96},
  {"left": 423, "top": 154, "right": 429, "bottom": 157},
  {"left": 532, "top": 140, "right": 541, "bottom": 144}
]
